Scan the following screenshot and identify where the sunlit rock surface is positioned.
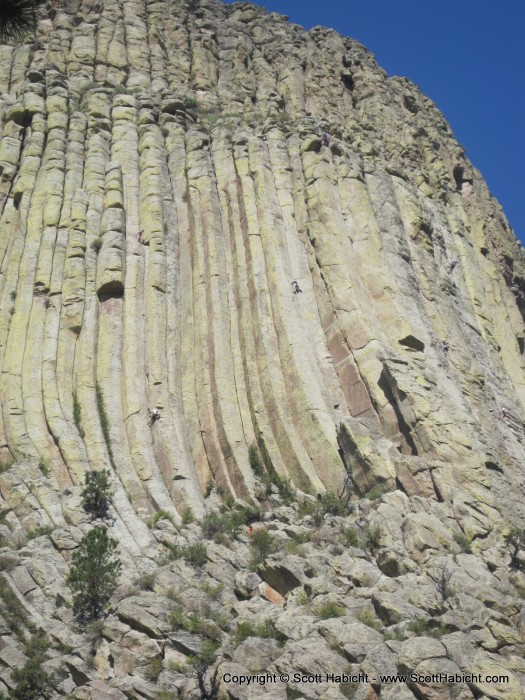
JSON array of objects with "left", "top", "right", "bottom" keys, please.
[{"left": 0, "top": 1, "right": 524, "bottom": 697}]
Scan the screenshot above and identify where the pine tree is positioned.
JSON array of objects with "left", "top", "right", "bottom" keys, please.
[
  {"left": 11, "top": 630, "right": 54, "bottom": 699},
  {"left": 0, "top": 0, "right": 46, "bottom": 44},
  {"left": 81, "top": 469, "right": 112, "bottom": 519},
  {"left": 67, "top": 526, "right": 121, "bottom": 625},
  {"left": 11, "top": 658, "right": 54, "bottom": 699}
]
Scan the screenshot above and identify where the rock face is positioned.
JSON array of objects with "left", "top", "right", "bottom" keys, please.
[{"left": 0, "top": 0, "right": 524, "bottom": 698}]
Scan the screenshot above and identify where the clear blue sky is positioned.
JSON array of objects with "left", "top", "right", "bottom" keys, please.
[{"left": 223, "top": 0, "right": 524, "bottom": 242}]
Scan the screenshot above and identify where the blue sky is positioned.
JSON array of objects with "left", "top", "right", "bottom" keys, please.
[{"left": 223, "top": 0, "right": 524, "bottom": 242}]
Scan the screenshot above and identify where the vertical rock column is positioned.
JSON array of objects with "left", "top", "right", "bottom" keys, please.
[
  {"left": 96, "top": 162, "right": 126, "bottom": 300},
  {"left": 139, "top": 116, "right": 203, "bottom": 517},
  {"left": 248, "top": 133, "right": 346, "bottom": 491},
  {"left": 112, "top": 95, "right": 159, "bottom": 520}
]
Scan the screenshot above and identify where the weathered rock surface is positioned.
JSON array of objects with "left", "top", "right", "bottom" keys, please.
[{"left": 0, "top": 0, "right": 524, "bottom": 698}]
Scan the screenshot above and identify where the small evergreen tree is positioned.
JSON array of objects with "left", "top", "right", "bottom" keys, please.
[
  {"left": 67, "top": 526, "right": 121, "bottom": 626},
  {"left": 81, "top": 469, "right": 112, "bottom": 519},
  {"left": 11, "top": 629, "right": 54, "bottom": 699},
  {"left": 72, "top": 390, "right": 84, "bottom": 438},
  {"left": 11, "top": 658, "right": 54, "bottom": 699},
  {"left": 249, "top": 527, "right": 277, "bottom": 570},
  {"left": 190, "top": 640, "right": 220, "bottom": 700},
  {"left": 504, "top": 528, "right": 525, "bottom": 569}
]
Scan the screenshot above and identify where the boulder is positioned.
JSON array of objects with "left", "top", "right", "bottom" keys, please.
[
  {"left": 318, "top": 618, "right": 383, "bottom": 662},
  {"left": 258, "top": 556, "right": 306, "bottom": 595},
  {"left": 372, "top": 591, "right": 428, "bottom": 625}
]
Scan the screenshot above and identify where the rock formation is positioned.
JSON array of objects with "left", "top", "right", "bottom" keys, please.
[{"left": 0, "top": 0, "right": 524, "bottom": 697}]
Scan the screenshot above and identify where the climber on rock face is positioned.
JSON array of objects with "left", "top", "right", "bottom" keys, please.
[
  {"left": 441, "top": 340, "right": 449, "bottom": 353},
  {"left": 148, "top": 408, "right": 161, "bottom": 426},
  {"left": 137, "top": 229, "right": 144, "bottom": 244},
  {"left": 292, "top": 280, "right": 302, "bottom": 294},
  {"left": 322, "top": 132, "right": 330, "bottom": 147},
  {"left": 449, "top": 259, "right": 459, "bottom": 273},
  {"left": 499, "top": 407, "right": 508, "bottom": 421}
]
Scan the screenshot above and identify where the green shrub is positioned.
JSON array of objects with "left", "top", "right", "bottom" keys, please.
[
  {"left": 37, "top": 458, "right": 50, "bottom": 477},
  {"left": 188, "top": 640, "right": 220, "bottom": 699},
  {"left": 251, "top": 434, "right": 295, "bottom": 504},
  {"left": 145, "top": 656, "right": 163, "bottom": 680},
  {"left": 383, "top": 627, "right": 406, "bottom": 642},
  {"left": 11, "top": 658, "right": 54, "bottom": 700},
  {"left": 184, "top": 542, "right": 207, "bottom": 568},
  {"left": 114, "top": 85, "right": 141, "bottom": 96},
  {"left": 407, "top": 616, "right": 432, "bottom": 635},
  {"left": 91, "top": 237, "right": 103, "bottom": 253},
  {"left": 201, "top": 581, "right": 224, "bottom": 599},
  {"left": 160, "top": 540, "right": 207, "bottom": 568},
  {"left": 157, "top": 542, "right": 182, "bottom": 565},
  {"left": 363, "top": 526, "right": 381, "bottom": 552},
  {"left": 53, "top": 640, "right": 73, "bottom": 654},
  {"left": 433, "top": 563, "right": 455, "bottom": 607},
  {"left": 167, "top": 659, "right": 187, "bottom": 672},
  {"left": 22, "top": 629, "right": 49, "bottom": 658},
  {"left": 66, "top": 526, "right": 121, "bottom": 626},
  {"left": 204, "top": 475, "right": 214, "bottom": 497},
  {"left": 148, "top": 509, "right": 173, "bottom": 528},
  {"left": 295, "top": 588, "right": 310, "bottom": 605},
  {"left": 319, "top": 491, "right": 350, "bottom": 517},
  {"left": 365, "top": 485, "right": 384, "bottom": 500},
  {"left": 302, "top": 490, "right": 353, "bottom": 526},
  {"left": 0, "top": 456, "right": 14, "bottom": 473},
  {"left": 26, "top": 525, "right": 54, "bottom": 540},
  {"left": 504, "top": 527, "right": 525, "bottom": 569},
  {"left": 0, "top": 554, "right": 17, "bottom": 572},
  {"left": 287, "top": 689, "right": 304, "bottom": 700},
  {"left": 184, "top": 95, "right": 199, "bottom": 109},
  {"left": 85, "top": 619, "right": 105, "bottom": 637},
  {"left": 81, "top": 470, "right": 112, "bottom": 519},
  {"left": 210, "top": 531, "right": 232, "bottom": 548},
  {"left": 169, "top": 609, "right": 203, "bottom": 634},
  {"left": 342, "top": 528, "right": 360, "bottom": 547},
  {"left": 249, "top": 528, "right": 278, "bottom": 570},
  {"left": 182, "top": 507, "right": 195, "bottom": 525},
  {"left": 201, "top": 509, "right": 234, "bottom": 540},
  {"left": 95, "top": 384, "right": 114, "bottom": 467},
  {"left": 169, "top": 604, "right": 226, "bottom": 641},
  {"left": 453, "top": 531, "right": 473, "bottom": 553},
  {"left": 249, "top": 444, "right": 265, "bottom": 478},
  {"left": 357, "top": 609, "right": 382, "bottom": 630},
  {"left": 223, "top": 494, "right": 235, "bottom": 509},
  {"left": 0, "top": 574, "right": 29, "bottom": 633},
  {"left": 136, "top": 572, "right": 156, "bottom": 591},
  {"left": 407, "top": 617, "right": 451, "bottom": 638},
  {"left": 233, "top": 618, "right": 286, "bottom": 646},
  {"left": 285, "top": 531, "right": 312, "bottom": 554},
  {"left": 201, "top": 507, "right": 260, "bottom": 541},
  {"left": 316, "top": 600, "right": 346, "bottom": 620},
  {"left": 10, "top": 629, "right": 54, "bottom": 699},
  {"left": 274, "top": 475, "right": 295, "bottom": 504},
  {"left": 73, "top": 391, "right": 84, "bottom": 438},
  {"left": 339, "top": 681, "right": 359, "bottom": 699}
]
